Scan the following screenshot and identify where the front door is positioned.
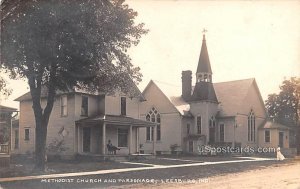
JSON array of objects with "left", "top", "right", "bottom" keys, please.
[
  {"left": 188, "top": 141, "right": 193, "bottom": 153},
  {"left": 209, "top": 127, "right": 215, "bottom": 144},
  {"left": 279, "top": 132, "right": 284, "bottom": 148},
  {"left": 83, "top": 127, "right": 91, "bottom": 153}
]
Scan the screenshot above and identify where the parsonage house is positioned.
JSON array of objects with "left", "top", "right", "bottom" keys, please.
[{"left": 12, "top": 34, "right": 293, "bottom": 158}]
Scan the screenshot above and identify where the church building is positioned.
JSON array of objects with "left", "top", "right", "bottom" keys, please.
[{"left": 139, "top": 33, "right": 290, "bottom": 154}]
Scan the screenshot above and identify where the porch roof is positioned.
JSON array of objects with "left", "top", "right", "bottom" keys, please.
[{"left": 76, "top": 114, "right": 156, "bottom": 127}]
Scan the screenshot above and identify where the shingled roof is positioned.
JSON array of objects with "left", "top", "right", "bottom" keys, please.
[
  {"left": 190, "top": 81, "right": 218, "bottom": 103},
  {"left": 148, "top": 78, "right": 256, "bottom": 117},
  {"left": 196, "top": 34, "right": 212, "bottom": 74},
  {"left": 214, "top": 78, "right": 255, "bottom": 117}
]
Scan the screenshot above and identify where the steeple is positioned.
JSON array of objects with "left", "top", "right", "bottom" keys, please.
[
  {"left": 191, "top": 29, "right": 218, "bottom": 103},
  {"left": 196, "top": 29, "right": 212, "bottom": 83}
]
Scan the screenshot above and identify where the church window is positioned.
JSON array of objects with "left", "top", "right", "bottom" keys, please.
[
  {"left": 209, "top": 116, "right": 216, "bottom": 128},
  {"left": 248, "top": 110, "right": 255, "bottom": 142},
  {"left": 264, "top": 130, "right": 270, "bottom": 143},
  {"left": 146, "top": 107, "right": 161, "bottom": 141},
  {"left": 219, "top": 123, "right": 225, "bottom": 142},
  {"left": 196, "top": 116, "right": 201, "bottom": 134}
]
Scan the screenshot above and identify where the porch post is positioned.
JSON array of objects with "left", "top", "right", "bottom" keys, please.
[
  {"left": 102, "top": 123, "right": 106, "bottom": 155},
  {"left": 129, "top": 125, "right": 133, "bottom": 154},
  {"left": 152, "top": 126, "right": 156, "bottom": 155},
  {"left": 77, "top": 125, "right": 80, "bottom": 153},
  {"left": 136, "top": 127, "right": 139, "bottom": 153}
]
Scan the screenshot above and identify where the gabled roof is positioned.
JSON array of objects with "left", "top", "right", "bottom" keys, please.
[
  {"left": 0, "top": 105, "right": 17, "bottom": 112},
  {"left": 259, "top": 121, "right": 290, "bottom": 130},
  {"left": 15, "top": 82, "right": 145, "bottom": 101},
  {"left": 143, "top": 80, "right": 190, "bottom": 116},
  {"left": 197, "top": 35, "right": 212, "bottom": 74},
  {"left": 214, "top": 78, "right": 255, "bottom": 117},
  {"left": 144, "top": 78, "right": 260, "bottom": 117}
]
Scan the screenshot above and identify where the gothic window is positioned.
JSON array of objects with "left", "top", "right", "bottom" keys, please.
[
  {"left": 146, "top": 107, "right": 161, "bottom": 141},
  {"left": 187, "top": 123, "right": 190, "bottom": 134},
  {"left": 209, "top": 116, "right": 216, "bottom": 128},
  {"left": 219, "top": 123, "right": 225, "bottom": 142},
  {"left": 248, "top": 110, "right": 255, "bottom": 142}
]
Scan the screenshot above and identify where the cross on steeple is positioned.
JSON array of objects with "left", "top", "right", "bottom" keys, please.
[{"left": 202, "top": 28, "right": 207, "bottom": 40}]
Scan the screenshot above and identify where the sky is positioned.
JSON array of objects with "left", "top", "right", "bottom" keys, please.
[{"left": 1, "top": 0, "right": 300, "bottom": 110}]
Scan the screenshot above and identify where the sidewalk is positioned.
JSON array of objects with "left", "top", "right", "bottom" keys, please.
[{"left": 0, "top": 157, "right": 274, "bottom": 183}]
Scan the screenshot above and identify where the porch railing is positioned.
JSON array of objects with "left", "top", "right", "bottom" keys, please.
[{"left": 0, "top": 144, "right": 9, "bottom": 154}]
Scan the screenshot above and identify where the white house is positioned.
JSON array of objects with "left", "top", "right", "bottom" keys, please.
[{"left": 13, "top": 85, "right": 155, "bottom": 159}]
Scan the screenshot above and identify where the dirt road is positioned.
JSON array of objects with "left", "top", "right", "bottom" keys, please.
[{"left": 125, "top": 161, "right": 300, "bottom": 189}]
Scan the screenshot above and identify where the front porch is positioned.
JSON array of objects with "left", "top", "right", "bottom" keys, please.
[{"left": 75, "top": 115, "right": 156, "bottom": 156}]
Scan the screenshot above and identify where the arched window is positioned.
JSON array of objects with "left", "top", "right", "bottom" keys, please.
[
  {"left": 146, "top": 107, "right": 161, "bottom": 141},
  {"left": 209, "top": 116, "right": 216, "bottom": 128},
  {"left": 248, "top": 110, "right": 255, "bottom": 142}
]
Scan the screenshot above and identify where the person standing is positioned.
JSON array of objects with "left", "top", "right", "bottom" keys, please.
[{"left": 276, "top": 146, "right": 285, "bottom": 160}]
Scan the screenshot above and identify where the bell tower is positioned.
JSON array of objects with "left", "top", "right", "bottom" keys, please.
[{"left": 196, "top": 29, "right": 212, "bottom": 83}]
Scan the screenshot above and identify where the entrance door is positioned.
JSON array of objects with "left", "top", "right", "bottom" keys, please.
[
  {"left": 209, "top": 127, "right": 215, "bottom": 144},
  {"left": 279, "top": 132, "right": 284, "bottom": 148},
  {"left": 83, "top": 127, "right": 91, "bottom": 153},
  {"left": 188, "top": 141, "right": 193, "bottom": 153}
]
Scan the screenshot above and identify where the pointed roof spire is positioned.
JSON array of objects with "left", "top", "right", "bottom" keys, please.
[{"left": 196, "top": 29, "right": 212, "bottom": 74}]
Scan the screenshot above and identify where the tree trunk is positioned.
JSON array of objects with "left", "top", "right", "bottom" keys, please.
[
  {"left": 34, "top": 117, "right": 48, "bottom": 171},
  {"left": 297, "top": 126, "right": 300, "bottom": 155}
]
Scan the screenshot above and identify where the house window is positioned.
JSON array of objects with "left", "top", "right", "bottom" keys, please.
[
  {"left": 118, "top": 128, "right": 128, "bottom": 147},
  {"left": 121, "top": 97, "right": 126, "bottom": 115},
  {"left": 146, "top": 107, "right": 161, "bottom": 141},
  {"left": 219, "top": 123, "right": 225, "bottom": 142},
  {"left": 81, "top": 96, "right": 88, "bottom": 116},
  {"left": 265, "top": 130, "right": 270, "bottom": 143},
  {"left": 248, "top": 110, "right": 255, "bottom": 142},
  {"left": 14, "top": 129, "right": 19, "bottom": 149},
  {"left": 24, "top": 128, "right": 30, "bottom": 141},
  {"left": 196, "top": 116, "right": 201, "bottom": 134},
  {"left": 60, "top": 95, "right": 68, "bottom": 117},
  {"left": 187, "top": 123, "right": 190, "bottom": 134}
]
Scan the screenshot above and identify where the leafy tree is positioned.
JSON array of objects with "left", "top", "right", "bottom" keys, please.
[
  {"left": 1, "top": 0, "right": 148, "bottom": 170},
  {"left": 0, "top": 75, "right": 12, "bottom": 100},
  {"left": 265, "top": 77, "right": 300, "bottom": 154}
]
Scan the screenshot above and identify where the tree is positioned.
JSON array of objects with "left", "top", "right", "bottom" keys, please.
[
  {"left": 1, "top": 0, "right": 148, "bottom": 170},
  {"left": 265, "top": 77, "right": 300, "bottom": 154},
  {"left": 0, "top": 75, "right": 12, "bottom": 100}
]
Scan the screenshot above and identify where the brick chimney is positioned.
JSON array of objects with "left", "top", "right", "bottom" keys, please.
[{"left": 182, "top": 70, "right": 192, "bottom": 101}]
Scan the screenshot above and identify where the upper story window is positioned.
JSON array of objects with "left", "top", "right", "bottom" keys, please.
[
  {"left": 121, "top": 97, "right": 126, "bottom": 116},
  {"left": 81, "top": 96, "right": 88, "bottom": 116},
  {"left": 265, "top": 130, "right": 270, "bottom": 143},
  {"left": 146, "top": 107, "right": 161, "bottom": 141},
  {"left": 60, "top": 95, "right": 68, "bottom": 117},
  {"left": 196, "top": 116, "right": 202, "bottom": 134},
  {"left": 248, "top": 110, "right": 255, "bottom": 142},
  {"left": 24, "top": 128, "right": 30, "bottom": 141}
]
